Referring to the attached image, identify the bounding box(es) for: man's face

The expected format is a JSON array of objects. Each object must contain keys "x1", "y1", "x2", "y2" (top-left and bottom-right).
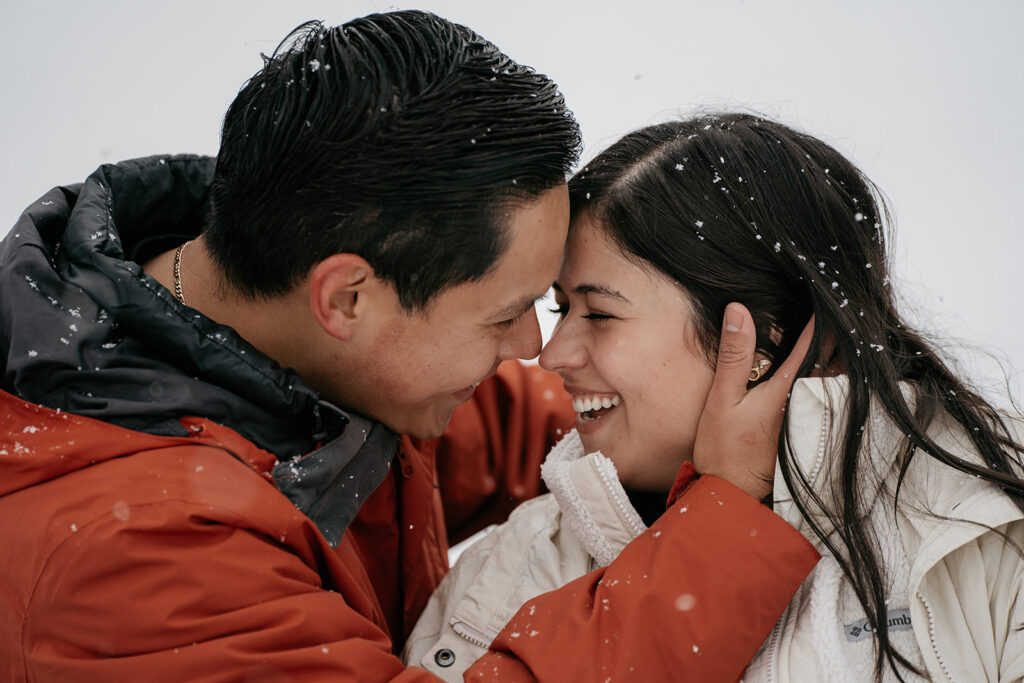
[{"x1": 331, "y1": 184, "x2": 569, "y2": 438}]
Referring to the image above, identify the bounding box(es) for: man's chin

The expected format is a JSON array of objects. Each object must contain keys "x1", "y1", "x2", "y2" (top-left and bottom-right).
[
  {"x1": 388, "y1": 408, "x2": 456, "y2": 440},
  {"x1": 400, "y1": 424, "x2": 448, "y2": 440}
]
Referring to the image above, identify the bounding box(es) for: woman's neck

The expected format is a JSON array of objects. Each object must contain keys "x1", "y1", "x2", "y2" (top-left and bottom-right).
[{"x1": 623, "y1": 487, "x2": 670, "y2": 528}]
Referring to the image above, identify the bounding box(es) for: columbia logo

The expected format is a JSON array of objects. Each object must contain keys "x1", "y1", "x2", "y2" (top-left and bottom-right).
[{"x1": 844, "y1": 609, "x2": 912, "y2": 642}]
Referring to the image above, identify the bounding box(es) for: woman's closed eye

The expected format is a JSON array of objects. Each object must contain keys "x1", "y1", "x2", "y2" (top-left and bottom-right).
[{"x1": 548, "y1": 303, "x2": 613, "y2": 322}]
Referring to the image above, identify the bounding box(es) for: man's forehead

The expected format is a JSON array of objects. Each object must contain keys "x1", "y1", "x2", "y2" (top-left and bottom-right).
[{"x1": 476, "y1": 184, "x2": 568, "y2": 318}]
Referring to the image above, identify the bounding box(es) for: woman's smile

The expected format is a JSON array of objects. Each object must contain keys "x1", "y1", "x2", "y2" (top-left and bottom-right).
[{"x1": 569, "y1": 392, "x2": 623, "y2": 434}]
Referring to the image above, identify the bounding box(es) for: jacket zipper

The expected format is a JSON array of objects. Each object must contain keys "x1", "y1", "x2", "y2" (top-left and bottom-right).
[
  {"x1": 916, "y1": 591, "x2": 955, "y2": 682},
  {"x1": 450, "y1": 618, "x2": 498, "y2": 649}
]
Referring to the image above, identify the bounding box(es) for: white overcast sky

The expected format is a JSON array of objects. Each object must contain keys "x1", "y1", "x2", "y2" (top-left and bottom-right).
[{"x1": 2, "y1": 0, "x2": 1021, "y2": 403}]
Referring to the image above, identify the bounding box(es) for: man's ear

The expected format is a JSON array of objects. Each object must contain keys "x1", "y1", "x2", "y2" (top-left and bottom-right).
[{"x1": 309, "y1": 254, "x2": 375, "y2": 341}]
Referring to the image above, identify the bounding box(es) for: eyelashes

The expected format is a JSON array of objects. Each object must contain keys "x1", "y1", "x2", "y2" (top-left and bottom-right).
[
  {"x1": 495, "y1": 313, "x2": 523, "y2": 328},
  {"x1": 548, "y1": 304, "x2": 612, "y2": 321}
]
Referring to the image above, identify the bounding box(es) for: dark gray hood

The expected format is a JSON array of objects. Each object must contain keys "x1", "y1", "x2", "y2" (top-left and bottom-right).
[{"x1": 1, "y1": 155, "x2": 396, "y2": 543}]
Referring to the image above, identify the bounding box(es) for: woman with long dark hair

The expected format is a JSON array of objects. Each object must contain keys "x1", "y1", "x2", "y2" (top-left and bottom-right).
[{"x1": 406, "y1": 114, "x2": 1024, "y2": 681}]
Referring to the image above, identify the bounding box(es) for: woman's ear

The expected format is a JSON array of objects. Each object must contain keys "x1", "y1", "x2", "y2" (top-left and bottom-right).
[{"x1": 309, "y1": 254, "x2": 374, "y2": 341}]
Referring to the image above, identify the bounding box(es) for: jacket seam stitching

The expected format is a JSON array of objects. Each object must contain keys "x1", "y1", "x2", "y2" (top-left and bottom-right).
[
  {"x1": 916, "y1": 591, "x2": 955, "y2": 682},
  {"x1": 590, "y1": 455, "x2": 646, "y2": 538}
]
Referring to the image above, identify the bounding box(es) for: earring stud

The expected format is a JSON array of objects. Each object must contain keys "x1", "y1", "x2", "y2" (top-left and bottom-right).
[{"x1": 749, "y1": 359, "x2": 772, "y2": 382}]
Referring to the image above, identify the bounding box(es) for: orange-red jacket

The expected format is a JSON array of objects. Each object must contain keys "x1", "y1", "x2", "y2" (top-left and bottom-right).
[{"x1": 0, "y1": 365, "x2": 818, "y2": 681}]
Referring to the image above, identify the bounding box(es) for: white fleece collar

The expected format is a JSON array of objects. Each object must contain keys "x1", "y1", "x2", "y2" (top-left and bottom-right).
[{"x1": 540, "y1": 430, "x2": 646, "y2": 567}]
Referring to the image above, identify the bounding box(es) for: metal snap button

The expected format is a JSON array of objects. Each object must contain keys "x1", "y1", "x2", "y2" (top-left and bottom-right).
[{"x1": 434, "y1": 648, "x2": 456, "y2": 667}]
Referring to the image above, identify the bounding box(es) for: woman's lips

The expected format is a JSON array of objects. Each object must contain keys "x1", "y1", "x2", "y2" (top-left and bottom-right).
[
  {"x1": 571, "y1": 394, "x2": 621, "y2": 413},
  {"x1": 572, "y1": 393, "x2": 622, "y2": 435}
]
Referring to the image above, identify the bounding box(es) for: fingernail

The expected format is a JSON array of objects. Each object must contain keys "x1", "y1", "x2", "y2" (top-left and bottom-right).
[{"x1": 724, "y1": 306, "x2": 742, "y2": 333}]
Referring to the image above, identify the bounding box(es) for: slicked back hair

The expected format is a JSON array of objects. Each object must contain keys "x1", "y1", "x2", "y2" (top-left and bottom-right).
[
  {"x1": 571, "y1": 113, "x2": 1024, "y2": 682},
  {"x1": 206, "y1": 11, "x2": 580, "y2": 309}
]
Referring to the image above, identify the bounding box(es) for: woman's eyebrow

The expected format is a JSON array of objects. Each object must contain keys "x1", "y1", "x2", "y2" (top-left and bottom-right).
[{"x1": 552, "y1": 281, "x2": 629, "y2": 303}]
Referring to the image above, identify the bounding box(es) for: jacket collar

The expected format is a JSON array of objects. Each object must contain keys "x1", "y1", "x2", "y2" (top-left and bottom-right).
[
  {"x1": 272, "y1": 402, "x2": 397, "y2": 546},
  {"x1": 540, "y1": 430, "x2": 646, "y2": 567}
]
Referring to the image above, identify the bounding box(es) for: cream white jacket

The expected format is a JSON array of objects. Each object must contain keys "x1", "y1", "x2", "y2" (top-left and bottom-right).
[
  {"x1": 405, "y1": 377, "x2": 1024, "y2": 682},
  {"x1": 402, "y1": 426, "x2": 644, "y2": 679},
  {"x1": 746, "y1": 377, "x2": 1024, "y2": 682}
]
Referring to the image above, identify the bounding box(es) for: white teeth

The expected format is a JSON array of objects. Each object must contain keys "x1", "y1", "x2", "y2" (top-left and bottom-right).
[{"x1": 571, "y1": 394, "x2": 623, "y2": 414}]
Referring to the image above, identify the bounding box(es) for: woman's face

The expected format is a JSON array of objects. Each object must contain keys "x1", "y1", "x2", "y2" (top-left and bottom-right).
[{"x1": 539, "y1": 215, "x2": 716, "y2": 492}]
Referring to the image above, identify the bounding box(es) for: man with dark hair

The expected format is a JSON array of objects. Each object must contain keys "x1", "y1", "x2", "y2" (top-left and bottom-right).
[{"x1": 0, "y1": 11, "x2": 817, "y2": 680}]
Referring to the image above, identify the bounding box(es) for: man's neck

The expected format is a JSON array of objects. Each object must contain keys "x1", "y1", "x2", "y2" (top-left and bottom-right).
[{"x1": 141, "y1": 236, "x2": 314, "y2": 374}]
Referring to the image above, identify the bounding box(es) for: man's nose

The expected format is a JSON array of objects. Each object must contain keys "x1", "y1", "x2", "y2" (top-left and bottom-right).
[{"x1": 499, "y1": 307, "x2": 543, "y2": 361}]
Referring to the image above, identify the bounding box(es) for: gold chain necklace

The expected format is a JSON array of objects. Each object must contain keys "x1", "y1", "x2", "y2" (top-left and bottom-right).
[{"x1": 172, "y1": 240, "x2": 192, "y2": 304}]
